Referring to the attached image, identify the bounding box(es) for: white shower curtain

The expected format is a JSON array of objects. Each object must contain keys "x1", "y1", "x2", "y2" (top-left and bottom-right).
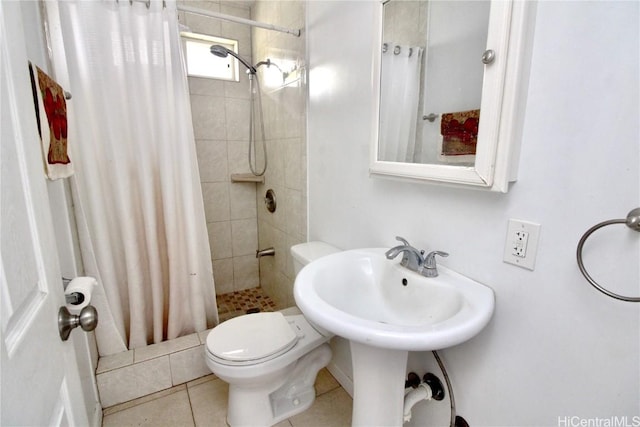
[
  {"x1": 48, "y1": 0, "x2": 218, "y2": 355},
  {"x1": 379, "y1": 44, "x2": 423, "y2": 163}
]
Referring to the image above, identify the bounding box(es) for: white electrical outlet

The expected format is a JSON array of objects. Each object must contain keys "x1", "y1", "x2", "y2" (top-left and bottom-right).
[
  {"x1": 503, "y1": 219, "x2": 540, "y2": 270},
  {"x1": 512, "y1": 230, "x2": 529, "y2": 257}
]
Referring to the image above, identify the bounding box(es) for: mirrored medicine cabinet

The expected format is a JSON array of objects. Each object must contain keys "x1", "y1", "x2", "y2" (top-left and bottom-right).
[{"x1": 370, "y1": 0, "x2": 537, "y2": 192}]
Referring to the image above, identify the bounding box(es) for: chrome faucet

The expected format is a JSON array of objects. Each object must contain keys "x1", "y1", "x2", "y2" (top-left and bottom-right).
[
  {"x1": 385, "y1": 236, "x2": 449, "y2": 278},
  {"x1": 385, "y1": 237, "x2": 425, "y2": 272}
]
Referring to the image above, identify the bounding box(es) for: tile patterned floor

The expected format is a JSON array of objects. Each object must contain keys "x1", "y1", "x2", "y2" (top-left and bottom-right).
[
  {"x1": 102, "y1": 368, "x2": 353, "y2": 427},
  {"x1": 216, "y1": 287, "x2": 278, "y2": 322}
]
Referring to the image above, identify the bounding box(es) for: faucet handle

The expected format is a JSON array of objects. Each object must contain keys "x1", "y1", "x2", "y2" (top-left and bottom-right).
[
  {"x1": 423, "y1": 251, "x2": 449, "y2": 278},
  {"x1": 425, "y1": 251, "x2": 449, "y2": 266},
  {"x1": 394, "y1": 236, "x2": 411, "y2": 246}
]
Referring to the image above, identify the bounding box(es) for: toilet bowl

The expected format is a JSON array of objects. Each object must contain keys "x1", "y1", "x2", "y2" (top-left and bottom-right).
[{"x1": 204, "y1": 241, "x2": 340, "y2": 427}]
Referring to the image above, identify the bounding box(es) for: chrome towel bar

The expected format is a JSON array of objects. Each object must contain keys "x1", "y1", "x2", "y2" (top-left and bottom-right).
[{"x1": 576, "y1": 208, "x2": 640, "y2": 302}]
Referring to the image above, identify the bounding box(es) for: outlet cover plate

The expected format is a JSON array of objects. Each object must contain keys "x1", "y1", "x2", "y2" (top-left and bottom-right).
[{"x1": 503, "y1": 219, "x2": 541, "y2": 270}]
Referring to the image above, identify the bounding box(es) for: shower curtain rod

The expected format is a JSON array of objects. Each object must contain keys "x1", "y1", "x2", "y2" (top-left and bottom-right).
[{"x1": 176, "y1": 4, "x2": 301, "y2": 37}]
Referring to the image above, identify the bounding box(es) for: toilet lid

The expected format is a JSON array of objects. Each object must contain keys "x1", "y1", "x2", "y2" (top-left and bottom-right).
[{"x1": 207, "y1": 312, "x2": 298, "y2": 362}]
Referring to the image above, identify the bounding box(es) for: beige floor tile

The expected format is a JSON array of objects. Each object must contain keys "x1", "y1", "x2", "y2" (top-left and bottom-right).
[
  {"x1": 102, "y1": 366, "x2": 351, "y2": 427},
  {"x1": 188, "y1": 376, "x2": 230, "y2": 427},
  {"x1": 315, "y1": 368, "x2": 340, "y2": 396},
  {"x1": 187, "y1": 374, "x2": 217, "y2": 388},
  {"x1": 288, "y1": 388, "x2": 353, "y2": 427},
  {"x1": 102, "y1": 389, "x2": 194, "y2": 427},
  {"x1": 103, "y1": 385, "x2": 186, "y2": 417}
]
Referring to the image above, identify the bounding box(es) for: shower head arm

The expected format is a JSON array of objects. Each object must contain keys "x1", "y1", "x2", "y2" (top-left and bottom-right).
[{"x1": 227, "y1": 50, "x2": 257, "y2": 74}]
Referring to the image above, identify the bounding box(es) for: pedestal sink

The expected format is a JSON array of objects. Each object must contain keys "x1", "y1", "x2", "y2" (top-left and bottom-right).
[{"x1": 294, "y1": 248, "x2": 495, "y2": 426}]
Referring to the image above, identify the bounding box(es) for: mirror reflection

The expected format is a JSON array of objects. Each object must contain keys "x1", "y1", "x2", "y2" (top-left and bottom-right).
[{"x1": 378, "y1": 0, "x2": 490, "y2": 166}]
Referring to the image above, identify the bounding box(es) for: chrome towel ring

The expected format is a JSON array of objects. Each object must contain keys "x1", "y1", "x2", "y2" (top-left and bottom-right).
[{"x1": 576, "y1": 208, "x2": 640, "y2": 302}]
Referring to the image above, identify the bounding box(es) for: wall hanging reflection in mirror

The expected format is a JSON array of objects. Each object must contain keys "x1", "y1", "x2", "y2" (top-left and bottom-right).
[{"x1": 371, "y1": 0, "x2": 537, "y2": 192}]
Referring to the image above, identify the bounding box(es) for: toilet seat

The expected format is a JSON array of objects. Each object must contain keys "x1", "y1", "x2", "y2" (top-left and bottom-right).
[{"x1": 207, "y1": 312, "x2": 299, "y2": 365}]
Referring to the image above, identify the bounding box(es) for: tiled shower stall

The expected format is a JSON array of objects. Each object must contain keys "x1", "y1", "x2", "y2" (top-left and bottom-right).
[{"x1": 180, "y1": 0, "x2": 307, "y2": 308}]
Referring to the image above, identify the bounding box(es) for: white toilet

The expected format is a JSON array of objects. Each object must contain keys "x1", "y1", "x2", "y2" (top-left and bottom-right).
[{"x1": 204, "y1": 241, "x2": 340, "y2": 427}]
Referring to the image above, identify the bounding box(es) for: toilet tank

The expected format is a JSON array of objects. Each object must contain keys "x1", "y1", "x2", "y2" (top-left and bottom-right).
[{"x1": 291, "y1": 242, "x2": 341, "y2": 275}]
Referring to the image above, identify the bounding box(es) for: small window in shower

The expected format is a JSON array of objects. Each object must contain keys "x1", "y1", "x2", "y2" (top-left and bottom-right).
[{"x1": 180, "y1": 32, "x2": 240, "y2": 82}]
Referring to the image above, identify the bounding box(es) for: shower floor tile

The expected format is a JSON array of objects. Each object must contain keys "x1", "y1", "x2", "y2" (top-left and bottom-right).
[{"x1": 216, "y1": 287, "x2": 278, "y2": 322}]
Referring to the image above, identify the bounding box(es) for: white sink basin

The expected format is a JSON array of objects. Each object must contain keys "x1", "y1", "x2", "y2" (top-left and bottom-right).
[
  {"x1": 294, "y1": 247, "x2": 495, "y2": 426},
  {"x1": 294, "y1": 248, "x2": 495, "y2": 351}
]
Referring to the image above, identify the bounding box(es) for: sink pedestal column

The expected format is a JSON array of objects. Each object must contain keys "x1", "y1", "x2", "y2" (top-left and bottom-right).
[{"x1": 350, "y1": 341, "x2": 408, "y2": 426}]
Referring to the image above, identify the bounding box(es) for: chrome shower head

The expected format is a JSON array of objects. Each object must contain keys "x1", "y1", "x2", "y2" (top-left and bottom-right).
[
  {"x1": 210, "y1": 45, "x2": 256, "y2": 74},
  {"x1": 209, "y1": 45, "x2": 229, "y2": 58}
]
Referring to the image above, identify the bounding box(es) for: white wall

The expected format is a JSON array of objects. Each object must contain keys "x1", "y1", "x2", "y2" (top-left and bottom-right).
[{"x1": 307, "y1": 1, "x2": 639, "y2": 426}]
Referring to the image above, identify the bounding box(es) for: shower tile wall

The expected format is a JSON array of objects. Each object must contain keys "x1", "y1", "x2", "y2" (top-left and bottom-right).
[
  {"x1": 179, "y1": 0, "x2": 259, "y2": 294},
  {"x1": 252, "y1": 0, "x2": 307, "y2": 308}
]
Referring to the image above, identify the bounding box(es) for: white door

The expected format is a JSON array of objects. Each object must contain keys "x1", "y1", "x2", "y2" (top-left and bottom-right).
[{"x1": 1, "y1": 1, "x2": 89, "y2": 425}]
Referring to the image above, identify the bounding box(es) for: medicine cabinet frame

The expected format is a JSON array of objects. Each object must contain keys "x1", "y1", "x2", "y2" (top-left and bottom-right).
[{"x1": 369, "y1": 0, "x2": 537, "y2": 192}]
